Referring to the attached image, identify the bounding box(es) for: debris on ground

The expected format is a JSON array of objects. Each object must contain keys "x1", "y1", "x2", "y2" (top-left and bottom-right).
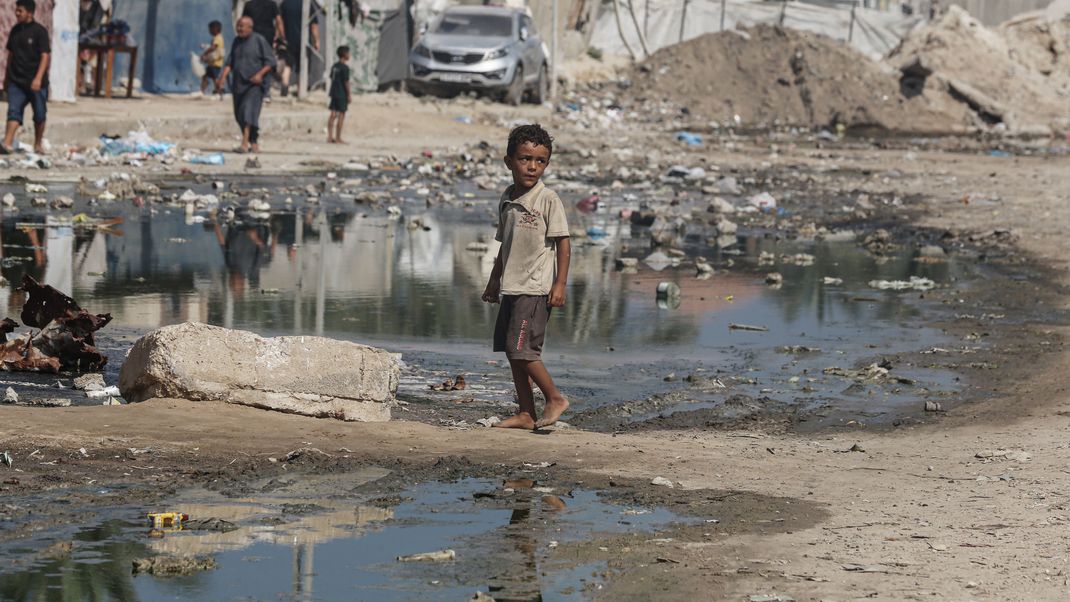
[
  {"x1": 869, "y1": 276, "x2": 936, "y2": 291},
  {"x1": 0, "y1": 276, "x2": 111, "y2": 373},
  {"x1": 131, "y1": 555, "x2": 218, "y2": 576},
  {"x1": 397, "y1": 549, "x2": 456, "y2": 562},
  {"x1": 651, "y1": 476, "x2": 675, "y2": 488}
]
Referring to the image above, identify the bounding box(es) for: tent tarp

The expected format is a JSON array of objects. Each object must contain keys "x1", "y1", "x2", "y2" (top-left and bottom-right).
[
  {"x1": 112, "y1": 0, "x2": 234, "y2": 93},
  {"x1": 590, "y1": 0, "x2": 924, "y2": 61},
  {"x1": 376, "y1": 8, "x2": 410, "y2": 87}
]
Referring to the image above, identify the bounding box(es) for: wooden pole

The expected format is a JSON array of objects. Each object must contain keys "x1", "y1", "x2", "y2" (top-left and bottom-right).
[
  {"x1": 679, "y1": 0, "x2": 688, "y2": 44},
  {"x1": 298, "y1": 0, "x2": 311, "y2": 99},
  {"x1": 848, "y1": 0, "x2": 857, "y2": 42},
  {"x1": 551, "y1": 0, "x2": 558, "y2": 99},
  {"x1": 612, "y1": 0, "x2": 638, "y2": 62}
]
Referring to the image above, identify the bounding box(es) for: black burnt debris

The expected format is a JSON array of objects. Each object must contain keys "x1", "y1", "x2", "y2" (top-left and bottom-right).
[{"x1": 0, "y1": 276, "x2": 112, "y2": 374}]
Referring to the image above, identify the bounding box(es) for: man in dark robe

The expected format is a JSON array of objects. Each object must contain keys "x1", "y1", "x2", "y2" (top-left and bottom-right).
[{"x1": 217, "y1": 16, "x2": 275, "y2": 153}]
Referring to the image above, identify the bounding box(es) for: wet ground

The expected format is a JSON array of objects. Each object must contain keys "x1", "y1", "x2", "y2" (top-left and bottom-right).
[
  {"x1": 0, "y1": 165, "x2": 1016, "y2": 433},
  {"x1": 0, "y1": 459, "x2": 821, "y2": 601}
]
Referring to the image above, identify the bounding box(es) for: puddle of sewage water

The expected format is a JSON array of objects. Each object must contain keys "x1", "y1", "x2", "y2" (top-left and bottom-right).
[
  {"x1": 0, "y1": 474, "x2": 696, "y2": 601},
  {"x1": 0, "y1": 176, "x2": 971, "y2": 426}
]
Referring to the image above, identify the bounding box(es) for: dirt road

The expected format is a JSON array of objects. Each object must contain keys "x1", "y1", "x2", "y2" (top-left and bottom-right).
[{"x1": 1, "y1": 93, "x2": 1069, "y2": 600}]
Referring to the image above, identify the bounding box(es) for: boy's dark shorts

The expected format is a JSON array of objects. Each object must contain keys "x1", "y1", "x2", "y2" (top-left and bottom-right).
[
  {"x1": 6, "y1": 83, "x2": 47, "y2": 126},
  {"x1": 329, "y1": 95, "x2": 348, "y2": 113},
  {"x1": 205, "y1": 65, "x2": 222, "y2": 81},
  {"x1": 494, "y1": 295, "x2": 551, "y2": 361}
]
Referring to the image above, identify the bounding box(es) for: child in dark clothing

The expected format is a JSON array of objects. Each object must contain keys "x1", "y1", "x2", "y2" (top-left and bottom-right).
[{"x1": 327, "y1": 45, "x2": 351, "y2": 144}]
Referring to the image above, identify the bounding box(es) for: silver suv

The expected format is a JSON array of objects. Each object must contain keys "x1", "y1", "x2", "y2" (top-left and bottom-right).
[{"x1": 408, "y1": 6, "x2": 549, "y2": 105}]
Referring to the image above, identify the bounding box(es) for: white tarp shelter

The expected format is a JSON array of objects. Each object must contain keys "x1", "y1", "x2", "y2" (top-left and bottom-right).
[{"x1": 591, "y1": 0, "x2": 925, "y2": 60}]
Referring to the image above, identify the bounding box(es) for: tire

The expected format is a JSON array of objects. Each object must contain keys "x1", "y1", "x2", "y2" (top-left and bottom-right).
[
  {"x1": 530, "y1": 64, "x2": 548, "y2": 105},
  {"x1": 503, "y1": 65, "x2": 524, "y2": 106}
]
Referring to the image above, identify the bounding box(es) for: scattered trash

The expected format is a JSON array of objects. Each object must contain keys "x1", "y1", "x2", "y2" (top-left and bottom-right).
[
  {"x1": 748, "y1": 192, "x2": 777, "y2": 211},
  {"x1": 244, "y1": 157, "x2": 262, "y2": 169},
  {"x1": 186, "y1": 152, "x2": 225, "y2": 165},
  {"x1": 148, "y1": 512, "x2": 189, "y2": 530},
  {"x1": 765, "y1": 272, "x2": 783, "y2": 285},
  {"x1": 397, "y1": 549, "x2": 456, "y2": 562},
  {"x1": 0, "y1": 276, "x2": 112, "y2": 373},
  {"x1": 749, "y1": 595, "x2": 795, "y2": 602},
  {"x1": 132, "y1": 555, "x2": 217, "y2": 576},
  {"x1": 975, "y1": 449, "x2": 1030, "y2": 462},
  {"x1": 924, "y1": 400, "x2": 942, "y2": 412},
  {"x1": 674, "y1": 131, "x2": 703, "y2": 146},
  {"x1": 2, "y1": 388, "x2": 16, "y2": 404},
  {"x1": 650, "y1": 476, "x2": 674, "y2": 488},
  {"x1": 869, "y1": 276, "x2": 936, "y2": 291},
  {"x1": 1, "y1": 451, "x2": 12, "y2": 467},
  {"x1": 729, "y1": 323, "x2": 769, "y2": 332},
  {"x1": 822, "y1": 277, "x2": 843, "y2": 285},
  {"x1": 476, "y1": 416, "x2": 501, "y2": 428}
]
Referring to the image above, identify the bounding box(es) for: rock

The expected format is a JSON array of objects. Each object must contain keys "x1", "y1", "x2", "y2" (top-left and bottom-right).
[
  {"x1": 2, "y1": 388, "x2": 15, "y2": 404},
  {"x1": 73, "y1": 373, "x2": 106, "y2": 391},
  {"x1": 50, "y1": 196, "x2": 74, "y2": 210},
  {"x1": 651, "y1": 476, "x2": 675, "y2": 488},
  {"x1": 765, "y1": 272, "x2": 784, "y2": 285},
  {"x1": 924, "y1": 400, "x2": 942, "y2": 412},
  {"x1": 1, "y1": 193, "x2": 14, "y2": 208},
  {"x1": 118, "y1": 322, "x2": 400, "y2": 421}
]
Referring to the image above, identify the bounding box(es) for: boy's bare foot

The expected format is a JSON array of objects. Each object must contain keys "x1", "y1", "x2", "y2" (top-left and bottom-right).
[
  {"x1": 535, "y1": 397, "x2": 569, "y2": 428},
  {"x1": 250, "y1": 144, "x2": 260, "y2": 153},
  {"x1": 33, "y1": 146, "x2": 45, "y2": 154},
  {"x1": 336, "y1": 138, "x2": 348, "y2": 145},
  {"x1": 494, "y1": 413, "x2": 536, "y2": 430},
  {"x1": 327, "y1": 136, "x2": 335, "y2": 143}
]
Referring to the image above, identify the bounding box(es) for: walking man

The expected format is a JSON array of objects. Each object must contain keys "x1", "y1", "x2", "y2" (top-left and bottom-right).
[
  {"x1": 217, "y1": 16, "x2": 275, "y2": 154},
  {"x1": 2, "y1": 0, "x2": 50, "y2": 155}
]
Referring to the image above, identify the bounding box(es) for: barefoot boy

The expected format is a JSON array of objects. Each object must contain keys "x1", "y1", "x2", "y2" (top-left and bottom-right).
[
  {"x1": 482, "y1": 124, "x2": 571, "y2": 430},
  {"x1": 327, "y1": 46, "x2": 351, "y2": 144}
]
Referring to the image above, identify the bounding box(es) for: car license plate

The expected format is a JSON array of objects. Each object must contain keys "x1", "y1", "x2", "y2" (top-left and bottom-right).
[{"x1": 439, "y1": 73, "x2": 469, "y2": 83}]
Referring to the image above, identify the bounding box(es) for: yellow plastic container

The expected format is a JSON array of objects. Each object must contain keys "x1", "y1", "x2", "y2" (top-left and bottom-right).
[{"x1": 147, "y1": 512, "x2": 188, "y2": 531}]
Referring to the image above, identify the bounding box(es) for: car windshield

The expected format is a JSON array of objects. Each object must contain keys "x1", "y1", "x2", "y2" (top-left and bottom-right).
[{"x1": 433, "y1": 14, "x2": 512, "y2": 37}]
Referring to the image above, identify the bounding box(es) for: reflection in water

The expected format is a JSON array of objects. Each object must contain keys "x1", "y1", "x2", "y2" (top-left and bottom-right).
[
  {"x1": 0, "y1": 187, "x2": 968, "y2": 416},
  {"x1": 0, "y1": 478, "x2": 687, "y2": 601}
]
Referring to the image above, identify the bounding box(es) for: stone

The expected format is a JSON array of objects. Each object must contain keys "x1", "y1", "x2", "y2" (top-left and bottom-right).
[
  {"x1": 73, "y1": 373, "x2": 106, "y2": 391},
  {"x1": 2, "y1": 387, "x2": 15, "y2": 403},
  {"x1": 651, "y1": 476, "x2": 675, "y2": 488},
  {"x1": 118, "y1": 322, "x2": 400, "y2": 421}
]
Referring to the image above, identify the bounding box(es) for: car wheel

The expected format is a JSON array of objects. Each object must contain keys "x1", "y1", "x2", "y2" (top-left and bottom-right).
[
  {"x1": 531, "y1": 64, "x2": 548, "y2": 104},
  {"x1": 503, "y1": 66, "x2": 523, "y2": 106}
]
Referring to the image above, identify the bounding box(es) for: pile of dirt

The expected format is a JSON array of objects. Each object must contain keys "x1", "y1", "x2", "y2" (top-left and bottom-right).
[
  {"x1": 889, "y1": 5, "x2": 1070, "y2": 132},
  {"x1": 627, "y1": 24, "x2": 970, "y2": 132}
]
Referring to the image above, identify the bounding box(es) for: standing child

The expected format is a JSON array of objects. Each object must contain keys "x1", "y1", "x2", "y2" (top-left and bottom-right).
[
  {"x1": 482, "y1": 124, "x2": 571, "y2": 430},
  {"x1": 200, "y1": 20, "x2": 225, "y2": 96},
  {"x1": 327, "y1": 45, "x2": 351, "y2": 144}
]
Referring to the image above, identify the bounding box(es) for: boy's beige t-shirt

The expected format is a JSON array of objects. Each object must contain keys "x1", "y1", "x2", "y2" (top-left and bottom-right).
[
  {"x1": 210, "y1": 34, "x2": 225, "y2": 67},
  {"x1": 495, "y1": 181, "x2": 569, "y2": 296}
]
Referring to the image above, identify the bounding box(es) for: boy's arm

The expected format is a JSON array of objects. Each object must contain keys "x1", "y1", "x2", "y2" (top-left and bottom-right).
[
  {"x1": 481, "y1": 249, "x2": 503, "y2": 304},
  {"x1": 549, "y1": 237, "x2": 570, "y2": 307},
  {"x1": 31, "y1": 53, "x2": 49, "y2": 92}
]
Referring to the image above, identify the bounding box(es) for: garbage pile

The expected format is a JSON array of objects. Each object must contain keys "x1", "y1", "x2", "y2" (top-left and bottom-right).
[
  {"x1": 889, "y1": 5, "x2": 1070, "y2": 133},
  {"x1": 0, "y1": 276, "x2": 112, "y2": 374},
  {"x1": 625, "y1": 24, "x2": 969, "y2": 132}
]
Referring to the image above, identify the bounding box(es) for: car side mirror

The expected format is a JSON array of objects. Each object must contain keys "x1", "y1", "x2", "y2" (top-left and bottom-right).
[{"x1": 519, "y1": 27, "x2": 528, "y2": 41}]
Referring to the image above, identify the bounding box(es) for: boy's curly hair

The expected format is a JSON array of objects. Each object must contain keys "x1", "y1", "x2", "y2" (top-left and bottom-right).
[{"x1": 506, "y1": 123, "x2": 553, "y2": 158}]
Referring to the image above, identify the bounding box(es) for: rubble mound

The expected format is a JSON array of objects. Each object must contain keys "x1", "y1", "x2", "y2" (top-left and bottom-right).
[
  {"x1": 889, "y1": 6, "x2": 1070, "y2": 132},
  {"x1": 629, "y1": 24, "x2": 967, "y2": 132}
]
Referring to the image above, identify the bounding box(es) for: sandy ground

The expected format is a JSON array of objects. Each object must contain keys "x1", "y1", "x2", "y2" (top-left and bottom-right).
[
  {"x1": 29, "y1": 92, "x2": 531, "y2": 179},
  {"x1": 2, "y1": 94, "x2": 1070, "y2": 600}
]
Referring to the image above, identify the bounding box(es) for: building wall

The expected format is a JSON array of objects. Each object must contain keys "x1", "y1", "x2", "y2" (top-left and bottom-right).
[{"x1": 945, "y1": 0, "x2": 1051, "y2": 25}]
